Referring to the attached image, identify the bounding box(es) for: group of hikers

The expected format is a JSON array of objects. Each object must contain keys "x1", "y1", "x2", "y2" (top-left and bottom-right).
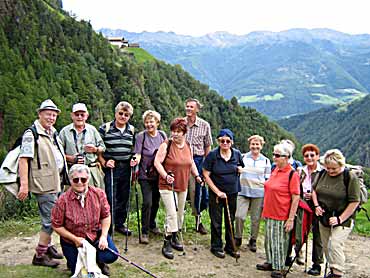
[{"x1": 11, "y1": 97, "x2": 362, "y2": 278}]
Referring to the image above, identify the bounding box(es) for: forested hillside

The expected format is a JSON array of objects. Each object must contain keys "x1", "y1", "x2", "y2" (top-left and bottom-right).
[
  {"x1": 279, "y1": 95, "x2": 370, "y2": 167},
  {"x1": 0, "y1": 0, "x2": 296, "y2": 162}
]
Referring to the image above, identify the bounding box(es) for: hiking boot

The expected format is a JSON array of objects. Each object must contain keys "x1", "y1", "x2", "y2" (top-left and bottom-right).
[
  {"x1": 149, "y1": 227, "x2": 161, "y2": 235},
  {"x1": 235, "y1": 237, "x2": 242, "y2": 247},
  {"x1": 197, "y1": 223, "x2": 208, "y2": 235},
  {"x1": 285, "y1": 256, "x2": 293, "y2": 266},
  {"x1": 225, "y1": 248, "x2": 240, "y2": 259},
  {"x1": 115, "y1": 226, "x2": 132, "y2": 236},
  {"x1": 98, "y1": 262, "x2": 110, "y2": 276},
  {"x1": 140, "y1": 234, "x2": 149, "y2": 244},
  {"x1": 271, "y1": 270, "x2": 287, "y2": 278},
  {"x1": 32, "y1": 254, "x2": 60, "y2": 268},
  {"x1": 170, "y1": 233, "x2": 184, "y2": 251},
  {"x1": 248, "y1": 238, "x2": 257, "y2": 252},
  {"x1": 307, "y1": 264, "x2": 321, "y2": 276},
  {"x1": 296, "y1": 256, "x2": 305, "y2": 265},
  {"x1": 256, "y1": 262, "x2": 273, "y2": 271},
  {"x1": 46, "y1": 245, "x2": 64, "y2": 259},
  {"x1": 326, "y1": 272, "x2": 342, "y2": 278},
  {"x1": 162, "y1": 239, "x2": 174, "y2": 259},
  {"x1": 211, "y1": 249, "x2": 225, "y2": 259}
]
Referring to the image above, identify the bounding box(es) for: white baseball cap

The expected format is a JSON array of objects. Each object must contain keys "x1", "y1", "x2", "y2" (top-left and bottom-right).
[{"x1": 72, "y1": 103, "x2": 88, "y2": 113}]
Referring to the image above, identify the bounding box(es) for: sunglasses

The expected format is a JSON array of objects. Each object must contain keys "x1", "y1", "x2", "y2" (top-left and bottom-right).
[
  {"x1": 219, "y1": 139, "x2": 231, "y2": 144},
  {"x1": 74, "y1": 112, "x2": 86, "y2": 117},
  {"x1": 273, "y1": 153, "x2": 287, "y2": 158},
  {"x1": 72, "y1": 177, "x2": 88, "y2": 184},
  {"x1": 304, "y1": 153, "x2": 316, "y2": 158},
  {"x1": 118, "y1": 112, "x2": 130, "y2": 117}
]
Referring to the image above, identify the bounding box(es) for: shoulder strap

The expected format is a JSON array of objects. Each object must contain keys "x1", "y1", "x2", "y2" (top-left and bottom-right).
[
  {"x1": 343, "y1": 167, "x2": 350, "y2": 197},
  {"x1": 163, "y1": 139, "x2": 172, "y2": 164},
  {"x1": 141, "y1": 131, "x2": 146, "y2": 156},
  {"x1": 288, "y1": 169, "x2": 294, "y2": 183},
  {"x1": 29, "y1": 125, "x2": 41, "y2": 170},
  {"x1": 158, "y1": 130, "x2": 166, "y2": 140}
]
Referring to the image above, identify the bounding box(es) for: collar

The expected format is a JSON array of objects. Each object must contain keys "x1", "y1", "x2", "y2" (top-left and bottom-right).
[
  {"x1": 34, "y1": 120, "x2": 56, "y2": 137},
  {"x1": 276, "y1": 163, "x2": 293, "y2": 173},
  {"x1": 69, "y1": 124, "x2": 87, "y2": 133},
  {"x1": 245, "y1": 151, "x2": 265, "y2": 161},
  {"x1": 185, "y1": 116, "x2": 200, "y2": 127},
  {"x1": 302, "y1": 162, "x2": 322, "y2": 174},
  {"x1": 216, "y1": 146, "x2": 235, "y2": 160},
  {"x1": 70, "y1": 186, "x2": 89, "y2": 200}
]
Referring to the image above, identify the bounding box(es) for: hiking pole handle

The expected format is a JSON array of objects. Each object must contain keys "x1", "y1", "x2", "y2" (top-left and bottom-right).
[{"x1": 107, "y1": 247, "x2": 158, "y2": 278}]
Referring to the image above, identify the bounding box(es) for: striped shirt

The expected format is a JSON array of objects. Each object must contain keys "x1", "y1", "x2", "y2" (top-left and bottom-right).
[
  {"x1": 185, "y1": 116, "x2": 212, "y2": 156},
  {"x1": 51, "y1": 186, "x2": 110, "y2": 244},
  {"x1": 99, "y1": 120, "x2": 134, "y2": 161},
  {"x1": 239, "y1": 152, "x2": 271, "y2": 198}
]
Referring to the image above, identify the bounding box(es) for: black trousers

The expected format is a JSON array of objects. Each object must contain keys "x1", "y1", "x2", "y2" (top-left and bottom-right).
[
  {"x1": 139, "y1": 178, "x2": 160, "y2": 234},
  {"x1": 209, "y1": 190, "x2": 237, "y2": 252},
  {"x1": 309, "y1": 201, "x2": 324, "y2": 265},
  {"x1": 104, "y1": 161, "x2": 131, "y2": 228}
]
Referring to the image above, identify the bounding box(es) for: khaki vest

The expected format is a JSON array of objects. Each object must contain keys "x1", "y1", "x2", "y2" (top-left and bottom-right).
[{"x1": 29, "y1": 125, "x2": 65, "y2": 194}]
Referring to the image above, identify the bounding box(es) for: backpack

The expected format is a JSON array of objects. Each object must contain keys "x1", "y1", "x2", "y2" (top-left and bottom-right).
[
  {"x1": 317, "y1": 165, "x2": 369, "y2": 221},
  {"x1": 0, "y1": 125, "x2": 40, "y2": 196}
]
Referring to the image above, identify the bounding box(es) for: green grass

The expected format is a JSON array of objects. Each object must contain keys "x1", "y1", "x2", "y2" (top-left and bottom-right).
[
  {"x1": 353, "y1": 190, "x2": 370, "y2": 235},
  {"x1": 123, "y1": 48, "x2": 156, "y2": 63}
]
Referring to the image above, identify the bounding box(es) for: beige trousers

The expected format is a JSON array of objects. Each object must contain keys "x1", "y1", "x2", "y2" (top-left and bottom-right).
[
  {"x1": 235, "y1": 195, "x2": 263, "y2": 239},
  {"x1": 319, "y1": 221, "x2": 353, "y2": 273},
  {"x1": 160, "y1": 189, "x2": 187, "y2": 236}
]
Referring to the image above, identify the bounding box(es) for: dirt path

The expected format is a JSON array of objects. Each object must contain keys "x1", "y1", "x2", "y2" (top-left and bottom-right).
[{"x1": 1, "y1": 233, "x2": 369, "y2": 277}]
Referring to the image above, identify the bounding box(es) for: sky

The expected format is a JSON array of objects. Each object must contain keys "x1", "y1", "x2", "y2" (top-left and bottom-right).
[{"x1": 62, "y1": 0, "x2": 370, "y2": 36}]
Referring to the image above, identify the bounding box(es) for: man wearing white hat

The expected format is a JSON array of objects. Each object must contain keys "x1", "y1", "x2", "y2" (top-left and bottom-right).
[
  {"x1": 59, "y1": 103, "x2": 105, "y2": 189},
  {"x1": 18, "y1": 99, "x2": 67, "y2": 268}
]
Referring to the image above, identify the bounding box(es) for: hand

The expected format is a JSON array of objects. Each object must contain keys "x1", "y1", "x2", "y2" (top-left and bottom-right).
[
  {"x1": 237, "y1": 166, "x2": 243, "y2": 173},
  {"x1": 284, "y1": 219, "x2": 294, "y2": 232},
  {"x1": 195, "y1": 176, "x2": 204, "y2": 185},
  {"x1": 315, "y1": 205, "x2": 324, "y2": 216},
  {"x1": 166, "y1": 174, "x2": 175, "y2": 184},
  {"x1": 105, "y1": 159, "x2": 115, "y2": 168},
  {"x1": 303, "y1": 192, "x2": 312, "y2": 200},
  {"x1": 17, "y1": 184, "x2": 29, "y2": 201},
  {"x1": 74, "y1": 236, "x2": 84, "y2": 247},
  {"x1": 98, "y1": 235, "x2": 108, "y2": 250},
  {"x1": 329, "y1": 216, "x2": 341, "y2": 226},
  {"x1": 84, "y1": 144, "x2": 97, "y2": 154},
  {"x1": 130, "y1": 158, "x2": 138, "y2": 167},
  {"x1": 217, "y1": 191, "x2": 227, "y2": 199},
  {"x1": 75, "y1": 154, "x2": 85, "y2": 164}
]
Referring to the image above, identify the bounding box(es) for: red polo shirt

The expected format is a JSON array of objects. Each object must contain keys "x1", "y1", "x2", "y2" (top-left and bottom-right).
[
  {"x1": 262, "y1": 164, "x2": 300, "y2": 220},
  {"x1": 52, "y1": 186, "x2": 110, "y2": 244}
]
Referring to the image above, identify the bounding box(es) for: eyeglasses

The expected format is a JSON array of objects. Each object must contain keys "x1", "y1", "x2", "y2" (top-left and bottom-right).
[
  {"x1": 74, "y1": 113, "x2": 86, "y2": 117},
  {"x1": 304, "y1": 153, "x2": 316, "y2": 158},
  {"x1": 273, "y1": 153, "x2": 287, "y2": 158},
  {"x1": 118, "y1": 112, "x2": 130, "y2": 117},
  {"x1": 219, "y1": 139, "x2": 231, "y2": 144},
  {"x1": 72, "y1": 177, "x2": 88, "y2": 184}
]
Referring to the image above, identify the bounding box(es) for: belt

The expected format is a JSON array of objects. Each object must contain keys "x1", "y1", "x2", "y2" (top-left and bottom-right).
[{"x1": 88, "y1": 162, "x2": 99, "y2": 167}]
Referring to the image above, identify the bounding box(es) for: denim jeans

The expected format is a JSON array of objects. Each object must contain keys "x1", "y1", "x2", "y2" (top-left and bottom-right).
[
  {"x1": 60, "y1": 235, "x2": 118, "y2": 274},
  {"x1": 193, "y1": 155, "x2": 209, "y2": 215}
]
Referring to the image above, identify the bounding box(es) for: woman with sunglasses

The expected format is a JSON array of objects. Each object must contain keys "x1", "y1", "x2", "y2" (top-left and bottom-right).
[
  {"x1": 52, "y1": 164, "x2": 118, "y2": 276},
  {"x1": 154, "y1": 118, "x2": 202, "y2": 259},
  {"x1": 203, "y1": 129, "x2": 244, "y2": 259},
  {"x1": 312, "y1": 149, "x2": 360, "y2": 278},
  {"x1": 256, "y1": 143, "x2": 300, "y2": 278},
  {"x1": 299, "y1": 144, "x2": 324, "y2": 276}
]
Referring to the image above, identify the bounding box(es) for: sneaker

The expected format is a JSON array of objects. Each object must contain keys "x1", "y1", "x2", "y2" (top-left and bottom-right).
[
  {"x1": 46, "y1": 245, "x2": 64, "y2": 259},
  {"x1": 32, "y1": 254, "x2": 60, "y2": 268},
  {"x1": 140, "y1": 234, "x2": 149, "y2": 244},
  {"x1": 162, "y1": 239, "x2": 174, "y2": 259},
  {"x1": 248, "y1": 238, "x2": 257, "y2": 252},
  {"x1": 210, "y1": 249, "x2": 225, "y2": 259},
  {"x1": 98, "y1": 262, "x2": 110, "y2": 276},
  {"x1": 307, "y1": 264, "x2": 321, "y2": 276},
  {"x1": 197, "y1": 223, "x2": 208, "y2": 235},
  {"x1": 115, "y1": 226, "x2": 132, "y2": 236}
]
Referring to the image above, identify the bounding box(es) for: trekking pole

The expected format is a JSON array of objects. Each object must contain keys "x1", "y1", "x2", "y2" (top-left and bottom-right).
[
  {"x1": 107, "y1": 247, "x2": 158, "y2": 278},
  {"x1": 168, "y1": 171, "x2": 178, "y2": 211},
  {"x1": 193, "y1": 214, "x2": 200, "y2": 252},
  {"x1": 304, "y1": 239, "x2": 308, "y2": 273},
  {"x1": 225, "y1": 196, "x2": 239, "y2": 263},
  {"x1": 133, "y1": 164, "x2": 141, "y2": 243},
  {"x1": 110, "y1": 168, "x2": 114, "y2": 240},
  {"x1": 124, "y1": 166, "x2": 134, "y2": 253},
  {"x1": 324, "y1": 213, "x2": 335, "y2": 278}
]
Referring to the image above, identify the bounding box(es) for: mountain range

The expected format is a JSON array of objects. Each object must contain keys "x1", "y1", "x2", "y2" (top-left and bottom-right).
[{"x1": 100, "y1": 28, "x2": 370, "y2": 119}]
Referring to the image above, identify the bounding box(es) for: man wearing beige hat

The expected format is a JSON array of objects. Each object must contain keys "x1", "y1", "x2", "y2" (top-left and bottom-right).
[
  {"x1": 59, "y1": 103, "x2": 105, "y2": 189},
  {"x1": 18, "y1": 99, "x2": 67, "y2": 268}
]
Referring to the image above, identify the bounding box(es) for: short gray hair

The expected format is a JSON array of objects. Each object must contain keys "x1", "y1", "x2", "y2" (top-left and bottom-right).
[
  {"x1": 142, "y1": 110, "x2": 161, "y2": 123},
  {"x1": 274, "y1": 143, "x2": 292, "y2": 158},
  {"x1": 323, "y1": 149, "x2": 346, "y2": 167},
  {"x1": 185, "y1": 98, "x2": 203, "y2": 109},
  {"x1": 115, "y1": 101, "x2": 133, "y2": 115},
  {"x1": 280, "y1": 139, "x2": 295, "y2": 153},
  {"x1": 68, "y1": 164, "x2": 91, "y2": 180}
]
